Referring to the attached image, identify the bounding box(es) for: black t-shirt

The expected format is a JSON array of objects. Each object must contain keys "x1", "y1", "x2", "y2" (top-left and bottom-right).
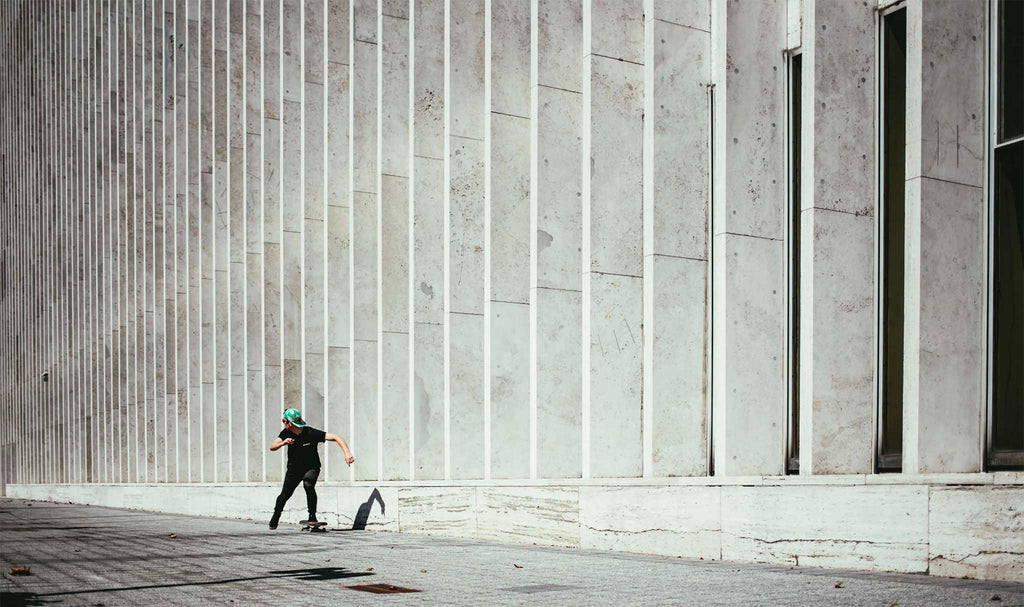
[{"x1": 279, "y1": 427, "x2": 327, "y2": 471}]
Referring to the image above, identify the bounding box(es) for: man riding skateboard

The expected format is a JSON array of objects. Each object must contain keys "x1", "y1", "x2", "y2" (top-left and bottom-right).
[{"x1": 267, "y1": 408, "x2": 355, "y2": 530}]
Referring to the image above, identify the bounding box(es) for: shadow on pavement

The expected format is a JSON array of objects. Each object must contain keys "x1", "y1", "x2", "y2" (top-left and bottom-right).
[
  {"x1": 0, "y1": 591, "x2": 57, "y2": 606},
  {"x1": 12, "y1": 567, "x2": 375, "y2": 598}
]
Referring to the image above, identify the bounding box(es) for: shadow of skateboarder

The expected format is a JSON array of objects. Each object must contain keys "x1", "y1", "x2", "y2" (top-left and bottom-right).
[{"x1": 352, "y1": 489, "x2": 385, "y2": 530}]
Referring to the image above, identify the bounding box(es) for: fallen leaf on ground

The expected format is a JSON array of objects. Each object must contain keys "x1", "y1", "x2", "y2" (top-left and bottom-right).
[
  {"x1": 991, "y1": 596, "x2": 1001, "y2": 602},
  {"x1": 888, "y1": 602, "x2": 899, "y2": 607},
  {"x1": 513, "y1": 564, "x2": 523, "y2": 569},
  {"x1": 365, "y1": 567, "x2": 373, "y2": 572},
  {"x1": 420, "y1": 569, "x2": 427, "y2": 573},
  {"x1": 9, "y1": 566, "x2": 31, "y2": 576},
  {"x1": 74, "y1": 548, "x2": 81, "y2": 552},
  {"x1": 834, "y1": 581, "x2": 844, "y2": 589},
  {"x1": 168, "y1": 534, "x2": 177, "y2": 539}
]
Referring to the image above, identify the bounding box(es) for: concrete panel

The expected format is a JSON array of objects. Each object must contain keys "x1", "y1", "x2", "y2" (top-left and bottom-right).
[
  {"x1": 303, "y1": 84, "x2": 325, "y2": 221},
  {"x1": 398, "y1": 486, "x2": 477, "y2": 537},
  {"x1": 304, "y1": 353, "x2": 325, "y2": 430},
  {"x1": 721, "y1": 485, "x2": 929, "y2": 572},
  {"x1": 584, "y1": 0, "x2": 643, "y2": 64},
  {"x1": 284, "y1": 358, "x2": 302, "y2": 414},
  {"x1": 450, "y1": 313, "x2": 484, "y2": 480},
  {"x1": 381, "y1": 333, "x2": 410, "y2": 481},
  {"x1": 413, "y1": 323, "x2": 445, "y2": 480},
  {"x1": 651, "y1": 0, "x2": 710, "y2": 32},
  {"x1": 246, "y1": 368, "x2": 264, "y2": 481},
  {"x1": 327, "y1": 0, "x2": 349, "y2": 65},
  {"x1": 281, "y1": 101, "x2": 302, "y2": 233},
  {"x1": 489, "y1": 301, "x2": 529, "y2": 480},
  {"x1": 304, "y1": 218, "x2": 326, "y2": 354},
  {"x1": 713, "y1": 234, "x2": 785, "y2": 477},
  {"x1": 580, "y1": 486, "x2": 720, "y2": 559},
  {"x1": 534, "y1": 86, "x2": 582, "y2": 291},
  {"x1": 353, "y1": 339, "x2": 378, "y2": 481},
  {"x1": 477, "y1": 486, "x2": 580, "y2": 547},
  {"x1": 929, "y1": 486, "x2": 1024, "y2": 582},
  {"x1": 907, "y1": 0, "x2": 985, "y2": 188},
  {"x1": 449, "y1": 137, "x2": 486, "y2": 315},
  {"x1": 448, "y1": 0, "x2": 484, "y2": 140},
  {"x1": 490, "y1": 0, "x2": 530, "y2": 118},
  {"x1": 586, "y1": 272, "x2": 643, "y2": 478},
  {"x1": 282, "y1": 230, "x2": 302, "y2": 361},
  {"x1": 262, "y1": 119, "x2": 281, "y2": 244},
  {"x1": 720, "y1": 0, "x2": 785, "y2": 239},
  {"x1": 413, "y1": 0, "x2": 445, "y2": 160},
  {"x1": 303, "y1": 0, "x2": 324, "y2": 85},
  {"x1": 800, "y1": 209, "x2": 875, "y2": 474},
  {"x1": 352, "y1": 0, "x2": 376, "y2": 44},
  {"x1": 281, "y1": 0, "x2": 300, "y2": 102},
  {"x1": 265, "y1": 366, "x2": 285, "y2": 481},
  {"x1": 380, "y1": 14, "x2": 409, "y2": 178},
  {"x1": 902, "y1": 178, "x2": 984, "y2": 474},
  {"x1": 644, "y1": 18, "x2": 710, "y2": 261},
  {"x1": 326, "y1": 205, "x2": 351, "y2": 349},
  {"x1": 381, "y1": 176, "x2": 409, "y2": 333},
  {"x1": 353, "y1": 191, "x2": 377, "y2": 341},
  {"x1": 489, "y1": 114, "x2": 530, "y2": 304},
  {"x1": 325, "y1": 346, "x2": 351, "y2": 481},
  {"x1": 536, "y1": 0, "x2": 582, "y2": 91},
  {"x1": 535, "y1": 287, "x2": 582, "y2": 479},
  {"x1": 352, "y1": 40, "x2": 377, "y2": 194},
  {"x1": 646, "y1": 255, "x2": 708, "y2": 477},
  {"x1": 326, "y1": 58, "x2": 350, "y2": 208},
  {"x1": 413, "y1": 157, "x2": 445, "y2": 324},
  {"x1": 585, "y1": 55, "x2": 643, "y2": 277}
]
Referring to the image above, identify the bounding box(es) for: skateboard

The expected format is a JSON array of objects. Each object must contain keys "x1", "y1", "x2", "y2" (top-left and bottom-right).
[{"x1": 300, "y1": 520, "x2": 327, "y2": 532}]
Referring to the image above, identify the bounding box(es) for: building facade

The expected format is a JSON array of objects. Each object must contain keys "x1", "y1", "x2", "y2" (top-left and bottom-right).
[{"x1": 1, "y1": 0, "x2": 1021, "y2": 582}]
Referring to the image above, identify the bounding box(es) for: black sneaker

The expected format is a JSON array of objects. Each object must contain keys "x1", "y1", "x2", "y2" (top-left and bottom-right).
[
  {"x1": 269, "y1": 511, "x2": 281, "y2": 530},
  {"x1": 306, "y1": 513, "x2": 318, "y2": 523}
]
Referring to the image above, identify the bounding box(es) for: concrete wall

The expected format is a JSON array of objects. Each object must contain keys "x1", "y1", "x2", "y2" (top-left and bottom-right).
[{"x1": 0, "y1": 0, "x2": 1020, "y2": 582}]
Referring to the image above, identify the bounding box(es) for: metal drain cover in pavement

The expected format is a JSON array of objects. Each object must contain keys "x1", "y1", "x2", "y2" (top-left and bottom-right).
[
  {"x1": 347, "y1": 584, "x2": 421, "y2": 594},
  {"x1": 501, "y1": 584, "x2": 577, "y2": 594}
]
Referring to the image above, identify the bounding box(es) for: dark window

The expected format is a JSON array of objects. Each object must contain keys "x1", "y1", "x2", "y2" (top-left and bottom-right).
[
  {"x1": 788, "y1": 53, "x2": 802, "y2": 475},
  {"x1": 990, "y1": 0, "x2": 1024, "y2": 469},
  {"x1": 879, "y1": 7, "x2": 906, "y2": 472}
]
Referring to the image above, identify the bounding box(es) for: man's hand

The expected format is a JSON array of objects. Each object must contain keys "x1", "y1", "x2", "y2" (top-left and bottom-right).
[
  {"x1": 345, "y1": 454, "x2": 355, "y2": 466},
  {"x1": 283, "y1": 438, "x2": 295, "y2": 445}
]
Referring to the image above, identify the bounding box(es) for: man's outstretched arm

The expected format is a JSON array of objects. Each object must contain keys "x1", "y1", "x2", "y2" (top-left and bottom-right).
[
  {"x1": 325, "y1": 433, "x2": 355, "y2": 465},
  {"x1": 269, "y1": 437, "x2": 293, "y2": 451}
]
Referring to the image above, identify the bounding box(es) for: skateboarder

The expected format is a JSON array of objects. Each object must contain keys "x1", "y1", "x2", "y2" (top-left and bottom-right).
[{"x1": 267, "y1": 408, "x2": 355, "y2": 530}]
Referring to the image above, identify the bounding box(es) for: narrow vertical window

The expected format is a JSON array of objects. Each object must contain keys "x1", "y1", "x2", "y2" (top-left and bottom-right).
[
  {"x1": 787, "y1": 53, "x2": 802, "y2": 475},
  {"x1": 989, "y1": 0, "x2": 1024, "y2": 469},
  {"x1": 879, "y1": 6, "x2": 906, "y2": 471}
]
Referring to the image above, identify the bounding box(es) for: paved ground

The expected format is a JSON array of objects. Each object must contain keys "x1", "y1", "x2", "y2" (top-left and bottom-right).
[{"x1": 0, "y1": 498, "x2": 1020, "y2": 606}]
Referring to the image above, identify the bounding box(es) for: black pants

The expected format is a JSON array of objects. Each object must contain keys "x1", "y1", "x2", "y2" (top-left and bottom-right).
[{"x1": 274, "y1": 467, "x2": 320, "y2": 515}]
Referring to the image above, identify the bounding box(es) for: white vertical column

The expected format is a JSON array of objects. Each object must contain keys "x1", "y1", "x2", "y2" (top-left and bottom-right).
[
  {"x1": 244, "y1": 0, "x2": 265, "y2": 482},
  {"x1": 411, "y1": 0, "x2": 445, "y2": 481},
  {"x1": 378, "y1": 0, "x2": 411, "y2": 481},
  {"x1": 143, "y1": 0, "x2": 155, "y2": 483},
  {"x1": 797, "y1": 0, "x2": 876, "y2": 475},
  {"x1": 324, "y1": 0, "x2": 351, "y2": 482},
  {"x1": 153, "y1": 0, "x2": 167, "y2": 483},
  {"x1": 227, "y1": 0, "x2": 246, "y2": 482},
  {"x1": 213, "y1": 0, "x2": 231, "y2": 482},
  {"x1": 642, "y1": 1, "x2": 711, "y2": 477},
  {"x1": 531, "y1": 0, "x2": 583, "y2": 480},
  {"x1": 487, "y1": 0, "x2": 530, "y2": 480},
  {"x1": 199, "y1": 0, "x2": 216, "y2": 483},
  {"x1": 446, "y1": 0, "x2": 485, "y2": 480},
  {"x1": 711, "y1": 0, "x2": 786, "y2": 477},
  {"x1": 901, "y1": 0, "x2": 986, "y2": 474},
  {"x1": 351, "y1": 0, "x2": 379, "y2": 481},
  {"x1": 281, "y1": 0, "x2": 303, "y2": 428},
  {"x1": 303, "y1": 0, "x2": 327, "y2": 442},
  {"x1": 581, "y1": 0, "x2": 645, "y2": 479},
  {"x1": 263, "y1": 0, "x2": 284, "y2": 482}
]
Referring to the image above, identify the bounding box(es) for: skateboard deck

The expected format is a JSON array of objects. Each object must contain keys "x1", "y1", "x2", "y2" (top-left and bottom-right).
[{"x1": 300, "y1": 520, "x2": 327, "y2": 532}]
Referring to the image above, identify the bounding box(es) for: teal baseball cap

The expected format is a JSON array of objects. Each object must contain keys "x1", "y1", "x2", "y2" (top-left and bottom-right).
[{"x1": 283, "y1": 408, "x2": 307, "y2": 427}]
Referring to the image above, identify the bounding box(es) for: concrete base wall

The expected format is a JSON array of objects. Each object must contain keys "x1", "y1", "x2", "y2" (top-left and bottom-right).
[{"x1": 10, "y1": 475, "x2": 1023, "y2": 583}]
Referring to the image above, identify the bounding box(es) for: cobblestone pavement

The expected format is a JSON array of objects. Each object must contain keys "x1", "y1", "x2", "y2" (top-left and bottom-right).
[{"x1": 0, "y1": 498, "x2": 1020, "y2": 606}]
